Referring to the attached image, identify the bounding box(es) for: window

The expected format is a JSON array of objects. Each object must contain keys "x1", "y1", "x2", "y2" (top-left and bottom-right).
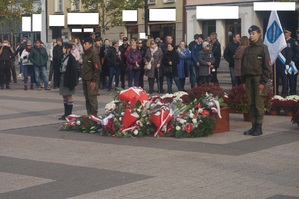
[
  {"x1": 71, "y1": 0, "x2": 80, "y2": 11},
  {"x1": 55, "y1": 0, "x2": 63, "y2": 12},
  {"x1": 148, "y1": 0, "x2": 156, "y2": 5},
  {"x1": 202, "y1": 20, "x2": 216, "y2": 40}
]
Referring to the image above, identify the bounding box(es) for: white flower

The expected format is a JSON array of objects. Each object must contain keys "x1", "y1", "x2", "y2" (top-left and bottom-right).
[
  {"x1": 189, "y1": 113, "x2": 194, "y2": 118},
  {"x1": 192, "y1": 118, "x2": 197, "y2": 124},
  {"x1": 121, "y1": 112, "x2": 125, "y2": 116},
  {"x1": 198, "y1": 108, "x2": 203, "y2": 113},
  {"x1": 176, "y1": 126, "x2": 181, "y2": 131},
  {"x1": 76, "y1": 121, "x2": 81, "y2": 125},
  {"x1": 119, "y1": 117, "x2": 122, "y2": 121},
  {"x1": 273, "y1": 95, "x2": 285, "y2": 100},
  {"x1": 104, "y1": 101, "x2": 116, "y2": 112},
  {"x1": 136, "y1": 120, "x2": 143, "y2": 127},
  {"x1": 161, "y1": 93, "x2": 174, "y2": 99},
  {"x1": 285, "y1": 95, "x2": 299, "y2": 101},
  {"x1": 173, "y1": 91, "x2": 188, "y2": 100},
  {"x1": 133, "y1": 130, "x2": 138, "y2": 135},
  {"x1": 180, "y1": 119, "x2": 186, "y2": 124}
]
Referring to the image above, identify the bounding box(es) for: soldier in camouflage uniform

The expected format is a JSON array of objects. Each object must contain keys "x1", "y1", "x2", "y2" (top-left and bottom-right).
[
  {"x1": 82, "y1": 37, "x2": 102, "y2": 115},
  {"x1": 241, "y1": 25, "x2": 271, "y2": 136}
]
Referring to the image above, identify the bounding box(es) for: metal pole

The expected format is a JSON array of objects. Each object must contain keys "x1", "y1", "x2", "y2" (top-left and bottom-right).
[
  {"x1": 144, "y1": 0, "x2": 148, "y2": 36},
  {"x1": 41, "y1": 0, "x2": 47, "y2": 43},
  {"x1": 273, "y1": 62, "x2": 277, "y2": 95}
]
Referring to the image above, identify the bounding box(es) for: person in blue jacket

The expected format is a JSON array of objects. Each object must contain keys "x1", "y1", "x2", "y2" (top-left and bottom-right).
[{"x1": 176, "y1": 41, "x2": 191, "y2": 91}]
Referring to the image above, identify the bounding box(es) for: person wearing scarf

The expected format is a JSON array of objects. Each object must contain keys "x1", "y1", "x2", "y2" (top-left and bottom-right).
[
  {"x1": 20, "y1": 40, "x2": 35, "y2": 90},
  {"x1": 58, "y1": 42, "x2": 78, "y2": 120},
  {"x1": 144, "y1": 40, "x2": 163, "y2": 94}
]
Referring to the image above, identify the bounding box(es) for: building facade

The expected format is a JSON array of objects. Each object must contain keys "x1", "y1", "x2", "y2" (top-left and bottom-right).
[
  {"x1": 185, "y1": 0, "x2": 298, "y2": 53},
  {"x1": 47, "y1": 0, "x2": 183, "y2": 44}
]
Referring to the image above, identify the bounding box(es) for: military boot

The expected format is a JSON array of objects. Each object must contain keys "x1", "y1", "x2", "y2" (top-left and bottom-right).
[
  {"x1": 251, "y1": 124, "x2": 263, "y2": 136},
  {"x1": 244, "y1": 123, "x2": 256, "y2": 135}
]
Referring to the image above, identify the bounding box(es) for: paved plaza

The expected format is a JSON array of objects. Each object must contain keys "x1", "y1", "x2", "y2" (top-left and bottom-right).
[{"x1": 0, "y1": 79, "x2": 298, "y2": 199}]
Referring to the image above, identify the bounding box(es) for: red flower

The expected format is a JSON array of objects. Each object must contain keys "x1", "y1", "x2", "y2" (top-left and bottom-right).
[
  {"x1": 82, "y1": 115, "x2": 87, "y2": 120},
  {"x1": 201, "y1": 110, "x2": 210, "y2": 116},
  {"x1": 185, "y1": 123, "x2": 193, "y2": 133},
  {"x1": 85, "y1": 121, "x2": 90, "y2": 127},
  {"x1": 167, "y1": 124, "x2": 174, "y2": 133},
  {"x1": 195, "y1": 104, "x2": 201, "y2": 109}
]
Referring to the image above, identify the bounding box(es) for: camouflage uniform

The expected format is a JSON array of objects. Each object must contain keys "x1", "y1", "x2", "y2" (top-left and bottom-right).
[{"x1": 82, "y1": 47, "x2": 101, "y2": 115}]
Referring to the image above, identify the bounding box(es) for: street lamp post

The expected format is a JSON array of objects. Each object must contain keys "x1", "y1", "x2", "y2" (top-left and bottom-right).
[
  {"x1": 41, "y1": 0, "x2": 47, "y2": 43},
  {"x1": 144, "y1": 0, "x2": 148, "y2": 36}
]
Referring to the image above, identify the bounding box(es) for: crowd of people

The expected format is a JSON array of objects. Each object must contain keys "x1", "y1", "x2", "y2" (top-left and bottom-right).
[{"x1": 0, "y1": 26, "x2": 298, "y2": 124}]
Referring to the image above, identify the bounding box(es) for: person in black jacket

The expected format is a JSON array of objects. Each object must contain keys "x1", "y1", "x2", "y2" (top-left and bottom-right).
[
  {"x1": 0, "y1": 39, "x2": 14, "y2": 89},
  {"x1": 137, "y1": 39, "x2": 147, "y2": 88},
  {"x1": 162, "y1": 43, "x2": 180, "y2": 93},
  {"x1": 53, "y1": 37, "x2": 63, "y2": 89},
  {"x1": 224, "y1": 33, "x2": 240, "y2": 87},
  {"x1": 285, "y1": 30, "x2": 298, "y2": 95},
  {"x1": 99, "y1": 39, "x2": 110, "y2": 90},
  {"x1": 275, "y1": 30, "x2": 293, "y2": 97},
  {"x1": 58, "y1": 43, "x2": 78, "y2": 120},
  {"x1": 119, "y1": 37, "x2": 129, "y2": 89},
  {"x1": 106, "y1": 41, "x2": 122, "y2": 91},
  {"x1": 210, "y1": 32, "x2": 221, "y2": 83}
]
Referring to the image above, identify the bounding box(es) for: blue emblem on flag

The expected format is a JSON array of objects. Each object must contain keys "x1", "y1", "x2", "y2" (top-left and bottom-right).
[{"x1": 266, "y1": 21, "x2": 283, "y2": 44}]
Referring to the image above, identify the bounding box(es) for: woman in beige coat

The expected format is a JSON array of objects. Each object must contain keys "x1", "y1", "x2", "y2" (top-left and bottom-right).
[
  {"x1": 144, "y1": 40, "x2": 163, "y2": 94},
  {"x1": 233, "y1": 36, "x2": 249, "y2": 85}
]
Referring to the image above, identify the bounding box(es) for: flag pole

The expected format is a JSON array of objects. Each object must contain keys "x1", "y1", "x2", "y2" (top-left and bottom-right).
[{"x1": 273, "y1": 62, "x2": 277, "y2": 95}]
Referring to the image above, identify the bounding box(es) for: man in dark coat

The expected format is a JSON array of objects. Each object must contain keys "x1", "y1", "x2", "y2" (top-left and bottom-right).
[
  {"x1": 53, "y1": 37, "x2": 63, "y2": 88},
  {"x1": 224, "y1": 33, "x2": 240, "y2": 87},
  {"x1": 210, "y1": 32, "x2": 221, "y2": 83},
  {"x1": 188, "y1": 34, "x2": 199, "y2": 52},
  {"x1": 284, "y1": 30, "x2": 298, "y2": 95},
  {"x1": 29, "y1": 39, "x2": 50, "y2": 90},
  {"x1": 191, "y1": 34, "x2": 204, "y2": 86},
  {"x1": 119, "y1": 37, "x2": 129, "y2": 89},
  {"x1": 0, "y1": 39, "x2": 14, "y2": 89}
]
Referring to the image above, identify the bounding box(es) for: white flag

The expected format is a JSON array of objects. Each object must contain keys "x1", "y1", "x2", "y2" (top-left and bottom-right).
[{"x1": 264, "y1": 10, "x2": 287, "y2": 65}]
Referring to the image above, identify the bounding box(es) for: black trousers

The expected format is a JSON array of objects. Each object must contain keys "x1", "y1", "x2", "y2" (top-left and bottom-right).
[
  {"x1": 0, "y1": 61, "x2": 11, "y2": 86},
  {"x1": 288, "y1": 73, "x2": 298, "y2": 95}
]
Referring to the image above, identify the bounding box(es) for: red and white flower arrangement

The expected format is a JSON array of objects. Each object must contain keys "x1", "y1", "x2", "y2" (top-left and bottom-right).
[{"x1": 61, "y1": 87, "x2": 222, "y2": 138}]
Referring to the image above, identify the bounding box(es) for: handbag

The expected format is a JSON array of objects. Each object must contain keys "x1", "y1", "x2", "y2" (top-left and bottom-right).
[
  {"x1": 144, "y1": 58, "x2": 152, "y2": 70},
  {"x1": 163, "y1": 65, "x2": 172, "y2": 76}
]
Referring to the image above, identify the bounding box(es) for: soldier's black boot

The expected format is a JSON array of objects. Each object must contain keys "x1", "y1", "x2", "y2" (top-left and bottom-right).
[
  {"x1": 251, "y1": 124, "x2": 263, "y2": 136},
  {"x1": 244, "y1": 123, "x2": 256, "y2": 135}
]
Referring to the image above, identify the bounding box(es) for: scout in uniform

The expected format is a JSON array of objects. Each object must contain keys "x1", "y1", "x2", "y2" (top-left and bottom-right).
[
  {"x1": 241, "y1": 25, "x2": 271, "y2": 136},
  {"x1": 82, "y1": 37, "x2": 102, "y2": 115}
]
